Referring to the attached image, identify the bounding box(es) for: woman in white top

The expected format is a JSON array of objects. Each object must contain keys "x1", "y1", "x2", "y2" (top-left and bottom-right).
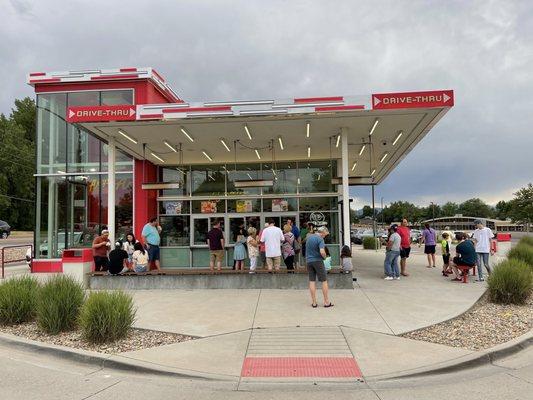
[
  {"x1": 132, "y1": 242, "x2": 149, "y2": 273},
  {"x1": 247, "y1": 227, "x2": 259, "y2": 274}
]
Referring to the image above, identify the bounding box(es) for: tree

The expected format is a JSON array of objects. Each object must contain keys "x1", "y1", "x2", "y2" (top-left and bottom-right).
[
  {"x1": 508, "y1": 183, "x2": 533, "y2": 232},
  {"x1": 361, "y1": 205, "x2": 373, "y2": 218},
  {"x1": 459, "y1": 198, "x2": 492, "y2": 218},
  {"x1": 380, "y1": 201, "x2": 421, "y2": 224},
  {"x1": 10, "y1": 98, "x2": 36, "y2": 142},
  {"x1": 494, "y1": 200, "x2": 512, "y2": 220},
  {"x1": 441, "y1": 201, "x2": 460, "y2": 217}
]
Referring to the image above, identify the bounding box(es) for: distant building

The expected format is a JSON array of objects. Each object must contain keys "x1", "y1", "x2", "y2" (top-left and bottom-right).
[{"x1": 421, "y1": 215, "x2": 530, "y2": 233}]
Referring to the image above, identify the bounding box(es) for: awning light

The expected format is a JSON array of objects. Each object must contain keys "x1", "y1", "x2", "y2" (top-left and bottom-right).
[
  {"x1": 380, "y1": 152, "x2": 389, "y2": 163},
  {"x1": 254, "y1": 149, "x2": 261, "y2": 160},
  {"x1": 371, "y1": 169, "x2": 376, "y2": 176},
  {"x1": 220, "y1": 138, "x2": 231, "y2": 152},
  {"x1": 202, "y1": 151, "x2": 213, "y2": 161},
  {"x1": 359, "y1": 144, "x2": 366, "y2": 156},
  {"x1": 164, "y1": 140, "x2": 177, "y2": 152},
  {"x1": 118, "y1": 129, "x2": 138, "y2": 144},
  {"x1": 393, "y1": 130, "x2": 403, "y2": 146},
  {"x1": 307, "y1": 146, "x2": 311, "y2": 158},
  {"x1": 244, "y1": 124, "x2": 252, "y2": 140},
  {"x1": 180, "y1": 127, "x2": 194, "y2": 142},
  {"x1": 297, "y1": 177, "x2": 301, "y2": 185},
  {"x1": 335, "y1": 134, "x2": 341, "y2": 148},
  {"x1": 369, "y1": 118, "x2": 379, "y2": 136},
  {"x1": 351, "y1": 161, "x2": 357, "y2": 171},
  {"x1": 306, "y1": 122, "x2": 310, "y2": 138},
  {"x1": 278, "y1": 135, "x2": 284, "y2": 150},
  {"x1": 150, "y1": 152, "x2": 165, "y2": 163}
]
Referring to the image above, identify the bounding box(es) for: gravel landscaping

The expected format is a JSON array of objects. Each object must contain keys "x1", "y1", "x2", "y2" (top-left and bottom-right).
[
  {"x1": 402, "y1": 294, "x2": 532, "y2": 351},
  {"x1": 0, "y1": 322, "x2": 195, "y2": 354}
]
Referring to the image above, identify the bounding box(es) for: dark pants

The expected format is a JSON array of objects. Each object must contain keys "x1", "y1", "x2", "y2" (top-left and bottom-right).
[
  {"x1": 284, "y1": 255, "x2": 295, "y2": 271},
  {"x1": 94, "y1": 256, "x2": 108, "y2": 272}
]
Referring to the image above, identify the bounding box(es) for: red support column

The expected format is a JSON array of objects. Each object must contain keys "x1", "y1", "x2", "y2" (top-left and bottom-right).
[{"x1": 134, "y1": 159, "x2": 158, "y2": 240}]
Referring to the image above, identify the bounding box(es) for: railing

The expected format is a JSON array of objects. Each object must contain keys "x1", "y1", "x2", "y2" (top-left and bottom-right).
[{"x1": 1, "y1": 245, "x2": 33, "y2": 279}]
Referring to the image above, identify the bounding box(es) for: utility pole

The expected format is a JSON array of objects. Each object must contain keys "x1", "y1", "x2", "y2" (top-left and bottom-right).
[{"x1": 380, "y1": 196, "x2": 384, "y2": 228}]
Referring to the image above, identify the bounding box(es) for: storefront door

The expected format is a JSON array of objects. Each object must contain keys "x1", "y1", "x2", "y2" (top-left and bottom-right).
[
  {"x1": 262, "y1": 214, "x2": 298, "y2": 229},
  {"x1": 228, "y1": 214, "x2": 261, "y2": 243}
]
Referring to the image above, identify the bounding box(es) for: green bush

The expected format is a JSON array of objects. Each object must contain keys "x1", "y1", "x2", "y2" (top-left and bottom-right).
[
  {"x1": 487, "y1": 259, "x2": 532, "y2": 304},
  {"x1": 518, "y1": 236, "x2": 533, "y2": 248},
  {"x1": 0, "y1": 276, "x2": 39, "y2": 324},
  {"x1": 36, "y1": 275, "x2": 85, "y2": 334},
  {"x1": 79, "y1": 291, "x2": 136, "y2": 343},
  {"x1": 507, "y1": 244, "x2": 533, "y2": 268},
  {"x1": 363, "y1": 236, "x2": 381, "y2": 250}
]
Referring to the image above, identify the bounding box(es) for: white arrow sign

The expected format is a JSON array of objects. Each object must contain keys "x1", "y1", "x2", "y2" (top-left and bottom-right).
[
  {"x1": 129, "y1": 108, "x2": 135, "y2": 116},
  {"x1": 373, "y1": 97, "x2": 381, "y2": 106},
  {"x1": 69, "y1": 109, "x2": 75, "y2": 118},
  {"x1": 443, "y1": 93, "x2": 451, "y2": 103}
]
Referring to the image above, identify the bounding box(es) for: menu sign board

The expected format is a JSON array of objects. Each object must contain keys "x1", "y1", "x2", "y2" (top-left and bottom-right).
[{"x1": 272, "y1": 199, "x2": 288, "y2": 212}]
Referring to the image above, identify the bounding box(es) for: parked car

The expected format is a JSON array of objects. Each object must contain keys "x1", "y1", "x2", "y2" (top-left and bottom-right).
[
  {"x1": 39, "y1": 231, "x2": 86, "y2": 257},
  {"x1": 0, "y1": 220, "x2": 10, "y2": 239},
  {"x1": 353, "y1": 229, "x2": 376, "y2": 244},
  {"x1": 350, "y1": 229, "x2": 360, "y2": 244},
  {"x1": 410, "y1": 229, "x2": 422, "y2": 243}
]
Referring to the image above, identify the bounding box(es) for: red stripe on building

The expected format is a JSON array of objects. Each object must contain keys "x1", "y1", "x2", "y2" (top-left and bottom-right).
[
  {"x1": 120, "y1": 68, "x2": 138, "y2": 72},
  {"x1": 241, "y1": 357, "x2": 362, "y2": 378},
  {"x1": 29, "y1": 78, "x2": 61, "y2": 83},
  {"x1": 295, "y1": 96, "x2": 344, "y2": 103},
  {"x1": 29, "y1": 72, "x2": 46, "y2": 77},
  {"x1": 91, "y1": 74, "x2": 139, "y2": 80},
  {"x1": 140, "y1": 113, "x2": 164, "y2": 119},
  {"x1": 162, "y1": 106, "x2": 231, "y2": 113},
  {"x1": 152, "y1": 69, "x2": 165, "y2": 82},
  {"x1": 315, "y1": 105, "x2": 364, "y2": 112}
]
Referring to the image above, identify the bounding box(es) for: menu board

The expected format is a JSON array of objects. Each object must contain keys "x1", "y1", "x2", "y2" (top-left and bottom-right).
[
  {"x1": 272, "y1": 199, "x2": 288, "y2": 212},
  {"x1": 201, "y1": 200, "x2": 218, "y2": 214},
  {"x1": 164, "y1": 201, "x2": 182, "y2": 215},
  {"x1": 236, "y1": 200, "x2": 252, "y2": 213}
]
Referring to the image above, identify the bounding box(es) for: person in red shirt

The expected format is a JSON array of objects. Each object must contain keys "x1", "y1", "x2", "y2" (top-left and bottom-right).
[
  {"x1": 396, "y1": 219, "x2": 411, "y2": 277},
  {"x1": 92, "y1": 229, "x2": 111, "y2": 272}
]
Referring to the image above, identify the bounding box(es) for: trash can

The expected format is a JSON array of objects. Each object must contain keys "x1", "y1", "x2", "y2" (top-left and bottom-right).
[{"x1": 62, "y1": 248, "x2": 93, "y2": 288}]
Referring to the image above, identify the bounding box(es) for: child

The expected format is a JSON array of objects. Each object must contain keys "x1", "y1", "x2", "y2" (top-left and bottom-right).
[
  {"x1": 323, "y1": 246, "x2": 332, "y2": 272},
  {"x1": 246, "y1": 227, "x2": 259, "y2": 274},
  {"x1": 132, "y1": 242, "x2": 149, "y2": 273},
  {"x1": 233, "y1": 228, "x2": 247, "y2": 272},
  {"x1": 441, "y1": 232, "x2": 451, "y2": 276},
  {"x1": 340, "y1": 245, "x2": 353, "y2": 274}
]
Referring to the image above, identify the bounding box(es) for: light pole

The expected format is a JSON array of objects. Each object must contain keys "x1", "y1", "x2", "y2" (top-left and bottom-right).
[
  {"x1": 380, "y1": 197, "x2": 384, "y2": 228},
  {"x1": 430, "y1": 202, "x2": 435, "y2": 227}
]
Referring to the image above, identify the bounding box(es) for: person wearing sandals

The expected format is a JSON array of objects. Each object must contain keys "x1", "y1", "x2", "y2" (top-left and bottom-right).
[
  {"x1": 233, "y1": 227, "x2": 247, "y2": 272},
  {"x1": 384, "y1": 224, "x2": 401, "y2": 280},
  {"x1": 132, "y1": 242, "x2": 149, "y2": 273},
  {"x1": 282, "y1": 224, "x2": 296, "y2": 272},
  {"x1": 305, "y1": 226, "x2": 333, "y2": 308},
  {"x1": 247, "y1": 227, "x2": 259, "y2": 274}
]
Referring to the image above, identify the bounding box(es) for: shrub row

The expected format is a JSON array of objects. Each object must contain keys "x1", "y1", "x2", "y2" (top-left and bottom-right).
[
  {"x1": 488, "y1": 236, "x2": 533, "y2": 305},
  {"x1": 0, "y1": 275, "x2": 135, "y2": 342},
  {"x1": 363, "y1": 236, "x2": 381, "y2": 250}
]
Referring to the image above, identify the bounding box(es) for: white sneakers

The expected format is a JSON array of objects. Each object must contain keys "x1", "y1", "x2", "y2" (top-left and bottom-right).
[{"x1": 384, "y1": 276, "x2": 394, "y2": 280}]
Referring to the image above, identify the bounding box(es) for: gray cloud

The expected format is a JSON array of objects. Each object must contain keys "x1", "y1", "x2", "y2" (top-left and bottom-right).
[{"x1": 1, "y1": 0, "x2": 532, "y2": 206}]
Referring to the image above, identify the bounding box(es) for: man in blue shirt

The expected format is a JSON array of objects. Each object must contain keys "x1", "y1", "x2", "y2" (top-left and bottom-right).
[
  {"x1": 305, "y1": 226, "x2": 333, "y2": 308},
  {"x1": 141, "y1": 217, "x2": 162, "y2": 273}
]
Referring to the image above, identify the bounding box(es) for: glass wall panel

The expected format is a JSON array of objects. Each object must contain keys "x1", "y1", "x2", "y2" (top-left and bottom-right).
[
  {"x1": 159, "y1": 167, "x2": 189, "y2": 197},
  {"x1": 161, "y1": 248, "x2": 190, "y2": 268},
  {"x1": 262, "y1": 198, "x2": 297, "y2": 212},
  {"x1": 226, "y1": 163, "x2": 261, "y2": 195},
  {"x1": 299, "y1": 212, "x2": 339, "y2": 244},
  {"x1": 37, "y1": 94, "x2": 67, "y2": 174},
  {"x1": 67, "y1": 127, "x2": 102, "y2": 173},
  {"x1": 101, "y1": 145, "x2": 133, "y2": 172},
  {"x1": 193, "y1": 218, "x2": 209, "y2": 245},
  {"x1": 160, "y1": 216, "x2": 190, "y2": 246},
  {"x1": 191, "y1": 165, "x2": 225, "y2": 196},
  {"x1": 227, "y1": 198, "x2": 261, "y2": 213},
  {"x1": 115, "y1": 173, "x2": 133, "y2": 240},
  {"x1": 68, "y1": 91, "x2": 100, "y2": 107},
  {"x1": 192, "y1": 199, "x2": 225, "y2": 214},
  {"x1": 299, "y1": 197, "x2": 338, "y2": 211},
  {"x1": 262, "y1": 162, "x2": 297, "y2": 194},
  {"x1": 101, "y1": 90, "x2": 133, "y2": 105},
  {"x1": 159, "y1": 200, "x2": 190, "y2": 215},
  {"x1": 298, "y1": 161, "x2": 335, "y2": 193}
]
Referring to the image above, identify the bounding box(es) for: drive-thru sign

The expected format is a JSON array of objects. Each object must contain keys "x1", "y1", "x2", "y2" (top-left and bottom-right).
[
  {"x1": 66, "y1": 105, "x2": 136, "y2": 123},
  {"x1": 372, "y1": 90, "x2": 454, "y2": 110}
]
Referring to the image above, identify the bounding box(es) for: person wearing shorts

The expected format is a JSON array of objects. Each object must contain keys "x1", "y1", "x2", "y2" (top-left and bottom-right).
[
  {"x1": 420, "y1": 223, "x2": 437, "y2": 268},
  {"x1": 207, "y1": 219, "x2": 225, "y2": 271},
  {"x1": 142, "y1": 217, "x2": 162, "y2": 273},
  {"x1": 260, "y1": 219, "x2": 284, "y2": 271},
  {"x1": 305, "y1": 227, "x2": 333, "y2": 308},
  {"x1": 397, "y1": 219, "x2": 411, "y2": 276}
]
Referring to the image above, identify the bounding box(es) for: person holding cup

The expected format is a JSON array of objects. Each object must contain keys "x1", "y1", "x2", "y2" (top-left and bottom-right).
[{"x1": 92, "y1": 229, "x2": 111, "y2": 272}]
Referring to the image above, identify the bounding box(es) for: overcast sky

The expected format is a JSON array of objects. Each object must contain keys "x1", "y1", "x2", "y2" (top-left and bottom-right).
[{"x1": 2, "y1": 0, "x2": 532, "y2": 209}]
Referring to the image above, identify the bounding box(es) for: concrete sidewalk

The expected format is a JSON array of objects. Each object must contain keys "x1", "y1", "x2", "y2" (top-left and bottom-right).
[{"x1": 115, "y1": 248, "x2": 488, "y2": 381}]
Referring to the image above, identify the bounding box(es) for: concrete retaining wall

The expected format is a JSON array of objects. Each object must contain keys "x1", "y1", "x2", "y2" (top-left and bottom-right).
[{"x1": 89, "y1": 273, "x2": 354, "y2": 290}]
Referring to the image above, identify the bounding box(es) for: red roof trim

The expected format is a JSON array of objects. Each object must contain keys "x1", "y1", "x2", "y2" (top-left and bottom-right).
[
  {"x1": 315, "y1": 105, "x2": 364, "y2": 112},
  {"x1": 29, "y1": 72, "x2": 46, "y2": 77},
  {"x1": 162, "y1": 106, "x2": 231, "y2": 113},
  {"x1": 140, "y1": 113, "x2": 163, "y2": 119},
  {"x1": 29, "y1": 78, "x2": 61, "y2": 83},
  {"x1": 90, "y1": 74, "x2": 139, "y2": 80},
  {"x1": 120, "y1": 68, "x2": 138, "y2": 72},
  {"x1": 151, "y1": 69, "x2": 165, "y2": 82},
  {"x1": 295, "y1": 96, "x2": 344, "y2": 103}
]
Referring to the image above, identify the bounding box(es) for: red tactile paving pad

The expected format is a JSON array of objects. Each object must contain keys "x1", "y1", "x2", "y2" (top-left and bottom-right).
[{"x1": 241, "y1": 357, "x2": 362, "y2": 378}]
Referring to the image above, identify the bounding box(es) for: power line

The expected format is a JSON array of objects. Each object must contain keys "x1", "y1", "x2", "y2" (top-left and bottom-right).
[{"x1": 0, "y1": 193, "x2": 35, "y2": 203}]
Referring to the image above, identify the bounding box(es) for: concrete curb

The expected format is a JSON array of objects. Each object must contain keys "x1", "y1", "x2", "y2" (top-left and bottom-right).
[
  {"x1": 373, "y1": 329, "x2": 533, "y2": 381},
  {"x1": 0, "y1": 331, "x2": 236, "y2": 382}
]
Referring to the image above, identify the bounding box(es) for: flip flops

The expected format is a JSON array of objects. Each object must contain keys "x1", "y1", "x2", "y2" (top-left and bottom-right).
[
  {"x1": 324, "y1": 303, "x2": 334, "y2": 308},
  {"x1": 311, "y1": 303, "x2": 318, "y2": 308}
]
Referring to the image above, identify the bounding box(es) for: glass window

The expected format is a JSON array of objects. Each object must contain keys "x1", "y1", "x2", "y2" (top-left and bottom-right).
[
  {"x1": 263, "y1": 162, "x2": 297, "y2": 194},
  {"x1": 191, "y1": 165, "x2": 225, "y2": 196},
  {"x1": 160, "y1": 216, "x2": 190, "y2": 246},
  {"x1": 159, "y1": 201, "x2": 190, "y2": 215},
  {"x1": 229, "y1": 217, "x2": 246, "y2": 244},
  {"x1": 299, "y1": 197, "x2": 338, "y2": 211},
  {"x1": 115, "y1": 173, "x2": 134, "y2": 240},
  {"x1": 192, "y1": 199, "x2": 226, "y2": 214},
  {"x1": 227, "y1": 199, "x2": 261, "y2": 213},
  {"x1": 262, "y1": 198, "x2": 297, "y2": 212},
  {"x1": 298, "y1": 161, "x2": 335, "y2": 193},
  {"x1": 101, "y1": 145, "x2": 133, "y2": 172},
  {"x1": 67, "y1": 127, "x2": 102, "y2": 173},
  {"x1": 193, "y1": 218, "x2": 209, "y2": 245},
  {"x1": 299, "y1": 212, "x2": 339, "y2": 244},
  {"x1": 67, "y1": 91, "x2": 100, "y2": 107},
  {"x1": 37, "y1": 94, "x2": 67, "y2": 174},
  {"x1": 159, "y1": 167, "x2": 189, "y2": 197},
  {"x1": 101, "y1": 90, "x2": 133, "y2": 105},
  {"x1": 226, "y1": 163, "x2": 261, "y2": 195}
]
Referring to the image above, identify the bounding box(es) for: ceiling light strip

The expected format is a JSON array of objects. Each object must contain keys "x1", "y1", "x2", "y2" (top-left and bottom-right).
[
  {"x1": 244, "y1": 125, "x2": 252, "y2": 140},
  {"x1": 202, "y1": 151, "x2": 213, "y2": 162},
  {"x1": 118, "y1": 129, "x2": 138, "y2": 144},
  {"x1": 369, "y1": 118, "x2": 379, "y2": 136},
  {"x1": 335, "y1": 134, "x2": 341, "y2": 148},
  {"x1": 254, "y1": 149, "x2": 261, "y2": 160},
  {"x1": 393, "y1": 130, "x2": 403, "y2": 146},
  {"x1": 180, "y1": 127, "x2": 194, "y2": 142},
  {"x1": 307, "y1": 146, "x2": 311, "y2": 158},
  {"x1": 380, "y1": 152, "x2": 389, "y2": 163},
  {"x1": 306, "y1": 122, "x2": 310, "y2": 138},
  {"x1": 359, "y1": 145, "x2": 366, "y2": 156},
  {"x1": 351, "y1": 162, "x2": 357, "y2": 171},
  {"x1": 220, "y1": 138, "x2": 231, "y2": 152},
  {"x1": 151, "y1": 153, "x2": 165, "y2": 163},
  {"x1": 163, "y1": 140, "x2": 177, "y2": 152},
  {"x1": 278, "y1": 136, "x2": 284, "y2": 150}
]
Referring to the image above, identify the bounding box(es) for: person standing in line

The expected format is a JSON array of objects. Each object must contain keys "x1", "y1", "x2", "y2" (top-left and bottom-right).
[
  {"x1": 247, "y1": 227, "x2": 259, "y2": 274},
  {"x1": 384, "y1": 224, "x2": 401, "y2": 280},
  {"x1": 207, "y1": 219, "x2": 225, "y2": 272},
  {"x1": 92, "y1": 229, "x2": 111, "y2": 272},
  {"x1": 258, "y1": 223, "x2": 269, "y2": 268},
  {"x1": 260, "y1": 219, "x2": 285, "y2": 272},
  {"x1": 396, "y1": 219, "x2": 411, "y2": 276},
  {"x1": 443, "y1": 226, "x2": 454, "y2": 249},
  {"x1": 420, "y1": 223, "x2": 438, "y2": 268},
  {"x1": 472, "y1": 219, "x2": 494, "y2": 282},
  {"x1": 233, "y1": 227, "x2": 247, "y2": 272},
  {"x1": 282, "y1": 224, "x2": 296, "y2": 272},
  {"x1": 287, "y1": 218, "x2": 301, "y2": 269},
  {"x1": 141, "y1": 217, "x2": 162, "y2": 273},
  {"x1": 305, "y1": 227, "x2": 333, "y2": 308},
  {"x1": 441, "y1": 232, "x2": 451, "y2": 276}
]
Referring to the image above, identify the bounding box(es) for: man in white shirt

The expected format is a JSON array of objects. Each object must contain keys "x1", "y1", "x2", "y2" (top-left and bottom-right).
[
  {"x1": 260, "y1": 219, "x2": 285, "y2": 272},
  {"x1": 472, "y1": 219, "x2": 494, "y2": 282}
]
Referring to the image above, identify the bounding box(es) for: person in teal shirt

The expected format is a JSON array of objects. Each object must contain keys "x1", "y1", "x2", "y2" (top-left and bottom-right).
[{"x1": 141, "y1": 217, "x2": 162, "y2": 273}]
